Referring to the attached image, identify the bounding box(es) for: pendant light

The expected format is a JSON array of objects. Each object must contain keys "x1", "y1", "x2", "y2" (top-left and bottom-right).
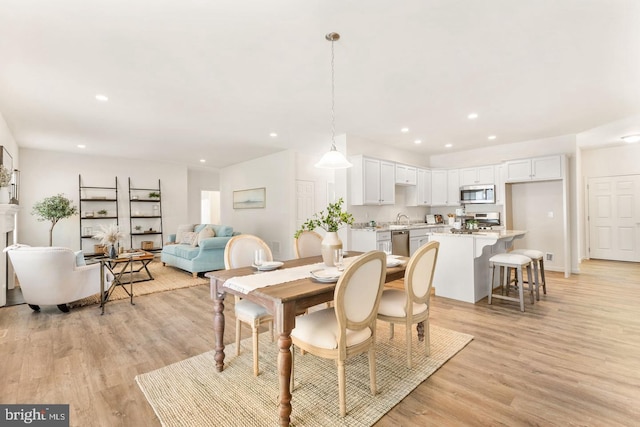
[{"x1": 315, "y1": 32, "x2": 353, "y2": 169}]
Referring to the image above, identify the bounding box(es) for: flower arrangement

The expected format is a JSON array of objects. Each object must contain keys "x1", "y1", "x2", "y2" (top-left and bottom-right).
[
  {"x1": 294, "y1": 198, "x2": 354, "y2": 238},
  {"x1": 0, "y1": 165, "x2": 11, "y2": 187},
  {"x1": 93, "y1": 223, "x2": 125, "y2": 246}
]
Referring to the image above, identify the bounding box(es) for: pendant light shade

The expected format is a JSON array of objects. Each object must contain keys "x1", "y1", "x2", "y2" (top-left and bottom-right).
[{"x1": 315, "y1": 32, "x2": 352, "y2": 170}]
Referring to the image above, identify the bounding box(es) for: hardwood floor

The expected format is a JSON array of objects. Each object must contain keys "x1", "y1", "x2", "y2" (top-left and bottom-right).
[{"x1": 1, "y1": 259, "x2": 638, "y2": 426}]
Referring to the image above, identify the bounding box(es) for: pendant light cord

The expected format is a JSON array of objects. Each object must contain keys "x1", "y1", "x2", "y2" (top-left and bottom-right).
[{"x1": 330, "y1": 37, "x2": 336, "y2": 150}]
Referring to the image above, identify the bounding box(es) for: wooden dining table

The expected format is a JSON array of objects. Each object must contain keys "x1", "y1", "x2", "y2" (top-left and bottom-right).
[{"x1": 205, "y1": 253, "x2": 408, "y2": 427}]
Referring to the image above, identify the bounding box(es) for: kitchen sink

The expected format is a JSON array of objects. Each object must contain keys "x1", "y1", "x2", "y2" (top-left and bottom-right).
[{"x1": 387, "y1": 224, "x2": 409, "y2": 230}]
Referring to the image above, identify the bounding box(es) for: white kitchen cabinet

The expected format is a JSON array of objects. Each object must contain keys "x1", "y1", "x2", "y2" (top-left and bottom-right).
[
  {"x1": 406, "y1": 168, "x2": 432, "y2": 206},
  {"x1": 459, "y1": 165, "x2": 495, "y2": 186},
  {"x1": 409, "y1": 227, "x2": 440, "y2": 255},
  {"x1": 350, "y1": 155, "x2": 396, "y2": 205},
  {"x1": 494, "y1": 164, "x2": 505, "y2": 204},
  {"x1": 505, "y1": 155, "x2": 563, "y2": 182},
  {"x1": 350, "y1": 229, "x2": 391, "y2": 252},
  {"x1": 395, "y1": 164, "x2": 417, "y2": 185},
  {"x1": 447, "y1": 169, "x2": 460, "y2": 206},
  {"x1": 431, "y1": 170, "x2": 448, "y2": 206}
]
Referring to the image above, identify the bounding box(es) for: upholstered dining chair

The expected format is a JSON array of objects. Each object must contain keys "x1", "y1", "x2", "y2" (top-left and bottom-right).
[
  {"x1": 224, "y1": 234, "x2": 274, "y2": 376},
  {"x1": 6, "y1": 246, "x2": 113, "y2": 312},
  {"x1": 377, "y1": 241, "x2": 439, "y2": 368},
  {"x1": 291, "y1": 250, "x2": 386, "y2": 417},
  {"x1": 294, "y1": 230, "x2": 322, "y2": 259}
]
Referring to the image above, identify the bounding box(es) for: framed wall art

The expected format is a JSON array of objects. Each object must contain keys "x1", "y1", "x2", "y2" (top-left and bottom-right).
[{"x1": 233, "y1": 187, "x2": 266, "y2": 209}]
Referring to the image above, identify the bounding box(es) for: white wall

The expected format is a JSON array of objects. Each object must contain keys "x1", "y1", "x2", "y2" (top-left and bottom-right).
[
  {"x1": 220, "y1": 150, "x2": 295, "y2": 260},
  {"x1": 507, "y1": 180, "x2": 565, "y2": 271},
  {"x1": 19, "y1": 148, "x2": 189, "y2": 249}
]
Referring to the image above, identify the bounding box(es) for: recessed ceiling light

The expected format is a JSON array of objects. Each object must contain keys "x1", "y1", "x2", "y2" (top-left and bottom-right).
[
  {"x1": 95, "y1": 94, "x2": 109, "y2": 102},
  {"x1": 401, "y1": 127, "x2": 409, "y2": 133},
  {"x1": 199, "y1": 159, "x2": 206, "y2": 163},
  {"x1": 414, "y1": 139, "x2": 422, "y2": 144},
  {"x1": 269, "y1": 132, "x2": 278, "y2": 137},
  {"x1": 621, "y1": 134, "x2": 640, "y2": 143},
  {"x1": 445, "y1": 143, "x2": 453, "y2": 148},
  {"x1": 488, "y1": 135, "x2": 497, "y2": 140},
  {"x1": 77, "y1": 144, "x2": 86, "y2": 149},
  {"x1": 467, "y1": 113, "x2": 478, "y2": 119}
]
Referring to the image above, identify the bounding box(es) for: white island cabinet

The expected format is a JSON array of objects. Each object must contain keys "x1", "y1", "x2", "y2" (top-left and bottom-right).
[{"x1": 430, "y1": 230, "x2": 526, "y2": 303}]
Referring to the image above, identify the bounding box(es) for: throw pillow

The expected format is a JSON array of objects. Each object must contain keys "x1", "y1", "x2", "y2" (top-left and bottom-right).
[
  {"x1": 74, "y1": 250, "x2": 86, "y2": 267},
  {"x1": 176, "y1": 224, "x2": 196, "y2": 243},
  {"x1": 180, "y1": 231, "x2": 198, "y2": 245},
  {"x1": 192, "y1": 226, "x2": 216, "y2": 247}
]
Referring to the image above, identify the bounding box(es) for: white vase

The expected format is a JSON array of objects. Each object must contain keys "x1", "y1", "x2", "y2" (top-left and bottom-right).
[
  {"x1": 0, "y1": 187, "x2": 9, "y2": 204},
  {"x1": 321, "y1": 231, "x2": 343, "y2": 267}
]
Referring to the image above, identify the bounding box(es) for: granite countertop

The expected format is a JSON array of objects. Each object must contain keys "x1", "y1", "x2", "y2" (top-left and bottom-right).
[
  {"x1": 351, "y1": 223, "x2": 446, "y2": 231},
  {"x1": 430, "y1": 229, "x2": 526, "y2": 239}
]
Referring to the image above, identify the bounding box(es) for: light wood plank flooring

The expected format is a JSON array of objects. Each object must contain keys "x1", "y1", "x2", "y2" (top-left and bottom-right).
[{"x1": 1, "y1": 259, "x2": 638, "y2": 426}]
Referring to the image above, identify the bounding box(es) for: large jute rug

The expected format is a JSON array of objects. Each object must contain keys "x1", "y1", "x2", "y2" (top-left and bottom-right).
[
  {"x1": 136, "y1": 323, "x2": 473, "y2": 427},
  {"x1": 70, "y1": 260, "x2": 208, "y2": 307}
]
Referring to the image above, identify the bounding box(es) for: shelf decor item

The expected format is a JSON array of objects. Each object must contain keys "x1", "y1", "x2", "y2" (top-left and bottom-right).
[
  {"x1": 97, "y1": 209, "x2": 108, "y2": 217},
  {"x1": 93, "y1": 223, "x2": 125, "y2": 258},
  {"x1": 295, "y1": 197, "x2": 354, "y2": 266},
  {"x1": 32, "y1": 193, "x2": 78, "y2": 246},
  {"x1": 148, "y1": 191, "x2": 160, "y2": 199}
]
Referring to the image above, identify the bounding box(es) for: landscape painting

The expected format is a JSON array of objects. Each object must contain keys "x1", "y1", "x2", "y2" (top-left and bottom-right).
[{"x1": 233, "y1": 187, "x2": 266, "y2": 209}]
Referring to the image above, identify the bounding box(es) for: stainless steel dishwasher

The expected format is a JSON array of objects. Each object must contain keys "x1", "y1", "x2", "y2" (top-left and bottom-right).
[{"x1": 391, "y1": 230, "x2": 410, "y2": 257}]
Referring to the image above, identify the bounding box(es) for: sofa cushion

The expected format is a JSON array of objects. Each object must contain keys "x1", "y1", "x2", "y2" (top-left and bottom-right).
[
  {"x1": 161, "y1": 243, "x2": 200, "y2": 260},
  {"x1": 193, "y1": 226, "x2": 216, "y2": 247},
  {"x1": 180, "y1": 231, "x2": 198, "y2": 245},
  {"x1": 176, "y1": 224, "x2": 196, "y2": 243}
]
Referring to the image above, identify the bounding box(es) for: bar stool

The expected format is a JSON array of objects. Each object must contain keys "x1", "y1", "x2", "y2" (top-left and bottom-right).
[
  {"x1": 510, "y1": 249, "x2": 546, "y2": 300},
  {"x1": 488, "y1": 253, "x2": 534, "y2": 312}
]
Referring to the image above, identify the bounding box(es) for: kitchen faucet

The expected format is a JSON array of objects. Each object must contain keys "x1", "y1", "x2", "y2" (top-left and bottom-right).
[{"x1": 395, "y1": 212, "x2": 410, "y2": 225}]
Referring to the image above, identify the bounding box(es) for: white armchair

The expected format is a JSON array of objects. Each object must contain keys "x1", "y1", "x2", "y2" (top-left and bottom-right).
[{"x1": 7, "y1": 246, "x2": 113, "y2": 312}]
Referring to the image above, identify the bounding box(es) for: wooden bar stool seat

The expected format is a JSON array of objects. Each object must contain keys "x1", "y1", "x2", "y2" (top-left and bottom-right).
[
  {"x1": 510, "y1": 249, "x2": 546, "y2": 299},
  {"x1": 488, "y1": 253, "x2": 534, "y2": 312}
]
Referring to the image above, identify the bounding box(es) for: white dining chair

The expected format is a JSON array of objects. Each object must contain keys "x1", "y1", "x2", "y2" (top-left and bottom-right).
[
  {"x1": 294, "y1": 230, "x2": 323, "y2": 259},
  {"x1": 224, "y1": 234, "x2": 274, "y2": 376},
  {"x1": 377, "y1": 241, "x2": 439, "y2": 368},
  {"x1": 291, "y1": 250, "x2": 386, "y2": 417}
]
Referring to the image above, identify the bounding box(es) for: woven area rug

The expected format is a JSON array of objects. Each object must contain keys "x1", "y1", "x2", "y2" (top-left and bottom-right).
[
  {"x1": 136, "y1": 323, "x2": 473, "y2": 427},
  {"x1": 70, "y1": 260, "x2": 208, "y2": 307}
]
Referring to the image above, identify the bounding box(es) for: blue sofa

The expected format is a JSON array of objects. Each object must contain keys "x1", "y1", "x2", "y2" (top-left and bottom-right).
[{"x1": 161, "y1": 224, "x2": 238, "y2": 276}]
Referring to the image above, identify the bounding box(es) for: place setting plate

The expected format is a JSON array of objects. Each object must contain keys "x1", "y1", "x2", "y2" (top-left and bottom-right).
[
  {"x1": 252, "y1": 261, "x2": 284, "y2": 271},
  {"x1": 309, "y1": 269, "x2": 342, "y2": 283},
  {"x1": 386, "y1": 255, "x2": 405, "y2": 268}
]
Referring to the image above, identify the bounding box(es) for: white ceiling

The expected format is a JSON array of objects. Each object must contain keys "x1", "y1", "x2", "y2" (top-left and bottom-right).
[{"x1": 1, "y1": 0, "x2": 639, "y2": 169}]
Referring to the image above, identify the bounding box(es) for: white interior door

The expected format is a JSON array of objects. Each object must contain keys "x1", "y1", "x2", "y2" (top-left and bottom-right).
[
  {"x1": 588, "y1": 175, "x2": 640, "y2": 262},
  {"x1": 296, "y1": 180, "x2": 315, "y2": 230}
]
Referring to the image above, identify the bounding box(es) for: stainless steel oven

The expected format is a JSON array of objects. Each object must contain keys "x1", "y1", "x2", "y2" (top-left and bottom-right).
[{"x1": 460, "y1": 184, "x2": 495, "y2": 204}]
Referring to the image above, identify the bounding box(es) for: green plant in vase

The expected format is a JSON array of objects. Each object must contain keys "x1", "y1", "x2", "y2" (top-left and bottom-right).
[
  {"x1": 148, "y1": 191, "x2": 160, "y2": 199},
  {"x1": 295, "y1": 198, "x2": 354, "y2": 266}
]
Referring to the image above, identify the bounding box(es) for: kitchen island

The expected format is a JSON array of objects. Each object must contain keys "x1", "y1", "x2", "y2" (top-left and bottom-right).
[{"x1": 429, "y1": 230, "x2": 527, "y2": 303}]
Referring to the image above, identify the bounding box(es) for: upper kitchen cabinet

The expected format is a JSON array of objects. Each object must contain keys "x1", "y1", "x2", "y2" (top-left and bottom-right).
[
  {"x1": 431, "y1": 170, "x2": 448, "y2": 205},
  {"x1": 406, "y1": 168, "x2": 432, "y2": 206},
  {"x1": 350, "y1": 155, "x2": 396, "y2": 205},
  {"x1": 459, "y1": 165, "x2": 495, "y2": 186},
  {"x1": 505, "y1": 155, "x2": 563, "y2": 182},
  {"x1": 395, "y1": 164, "x2": 417, "y2": 185},
  {"x1": 447, "y1": 169, "x2": 460, "y2": 206}
]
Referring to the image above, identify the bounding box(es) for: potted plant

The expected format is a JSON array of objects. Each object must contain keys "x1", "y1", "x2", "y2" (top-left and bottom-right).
[
  {"x1": 32, "y1": 194, "x2": 78, "y2": 246},
  {"x1": 295, "y1": 198, "x2": 354, "y2": 266},
  {"x1": 97, "y1": 209, "x2": 108, "y2": 217},
  {"x1": 148, "y1": 191, "x2": 160, "y2": 199},
  {"x1": 93, "y1": 223, "x2": 125, "y2": 258},
  {"x1": 134, "y1": 225, "x2": 142, "y2": 232}
]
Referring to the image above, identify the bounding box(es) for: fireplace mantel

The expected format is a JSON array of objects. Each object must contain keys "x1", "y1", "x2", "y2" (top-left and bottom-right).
[{"x1": 0, "y1": 203, "x2": 19, "y2": 307}]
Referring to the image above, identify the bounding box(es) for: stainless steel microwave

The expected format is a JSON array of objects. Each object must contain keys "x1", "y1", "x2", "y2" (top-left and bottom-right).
[{"x1": 460, "y1": 184, "x2": 495, "y2": 204}]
